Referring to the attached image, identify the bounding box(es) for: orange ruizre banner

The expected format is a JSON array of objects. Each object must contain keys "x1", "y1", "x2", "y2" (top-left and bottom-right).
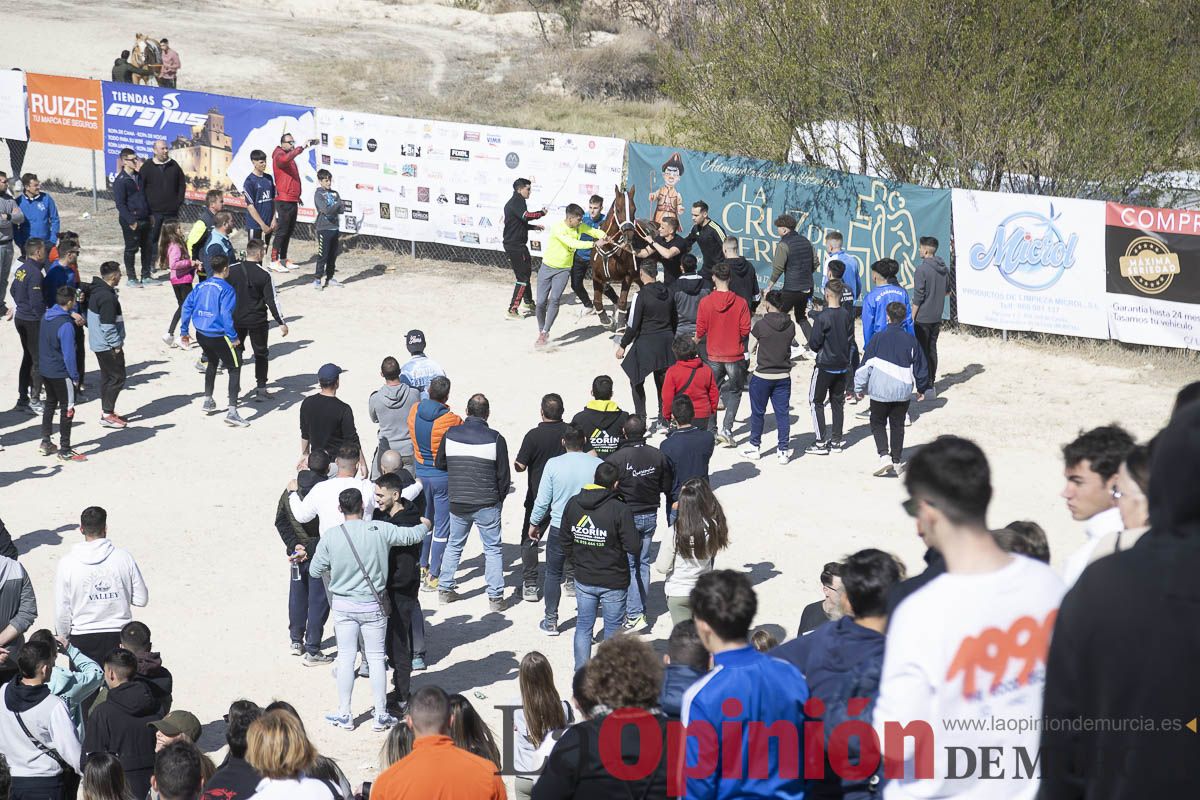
[{"x1": 26, "y1": 73, "x2": 104, "y2": 150}]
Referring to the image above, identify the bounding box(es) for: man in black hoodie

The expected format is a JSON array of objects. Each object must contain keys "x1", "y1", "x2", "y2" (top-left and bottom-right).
[
  {"x1": 805, "y1": 279, "x2": 855, "y2": 455},
  {"x1": 561, "y1": 462, "x2": 640, "y2": 670},
  {"x1": 373, "y1": 470, "x2": 426, "y2": 715},
  {"x1": 571, "y1": 375, "x2": 628, "y2": 457},
  {"x1": 275, "y1": 450, "x2": 330, "y2": 659},
  {"x1": 117, "y1": 621, "x2": 172, "y2": 715},
  {"x1": 746, "y1": 290, "x2": 796, "y2": 462},
  {"x1": 139, "y1": 139, "x2": 187, "y2": 259},
  {"x1": 911, "y1": 236, "x2": 949, "y2": 386},
  {"x1": 84, "y1": 648, "x2": 162, "y2": 798},
  {"x1": 227, "y1": 240, "x2": 288, "y2": 400},
  {"x1": 617, "y1": 262, "x2": 677, "y2": 430},
  {"x1": 717, "y1": 236, "x2": 761, "y2": 313},
  {"x1": 604, "y1": 416, "x2": 672, "y2": 632},
  {"x1": 1040, "y1": 404, "x2": 1200, "y2": 799}
]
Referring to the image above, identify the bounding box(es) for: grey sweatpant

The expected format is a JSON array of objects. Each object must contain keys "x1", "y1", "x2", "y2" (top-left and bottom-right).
[
  {"x1": 0, "y1": 243, "x2": 12, "y2": 314},
  {"x1": 535, "y1": 264, "x2": 572, "y2": 334}
]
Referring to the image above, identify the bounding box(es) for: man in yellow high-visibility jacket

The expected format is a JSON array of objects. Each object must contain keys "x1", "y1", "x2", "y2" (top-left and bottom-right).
[{"x1": 534, "y1": 203, "x2": 609, "y2": 347}]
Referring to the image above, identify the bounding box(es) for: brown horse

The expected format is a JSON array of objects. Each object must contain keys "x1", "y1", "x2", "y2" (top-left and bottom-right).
[{"x1": 591, "y1": 184, "x2": 653, "y2": 328}]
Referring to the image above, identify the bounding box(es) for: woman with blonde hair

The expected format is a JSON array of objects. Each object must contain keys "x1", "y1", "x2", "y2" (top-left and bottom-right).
[
  {"x1": 654, "y1": 477, "x2": 729, "y2": 625},
  {"x1": 513, "y1": 651, "x2": 573, "y2": 799},
  {"x1": 244, "y1": 710, "x2": 342, "y2": 799},
  {"x1": 80, "y1": 752, "x2": 133, "y2": 800}
]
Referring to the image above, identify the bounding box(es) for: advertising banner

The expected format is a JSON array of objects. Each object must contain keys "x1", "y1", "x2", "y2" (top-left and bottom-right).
[
  {"x1": 100, "y1": 82, "x2": 315, "y2": 213},
  {"x1": 625, "y1": 143, "x2": 952, "y2": 298},
  {"x1": 1106, "y1": 202, "x2": 1200, "y2": 349},
  {"x1": 26, "y1": 73, "x2": 102, "y2": 149},
  {"x1": 313, "y1": 107, "x2": 625, "y2": 249},
  {"x1": 952, "y1": 189, "x2": 1108, "y2": 338},
  {"x1": 0, "y1": 71, "x2": 26, "y2": 141}
]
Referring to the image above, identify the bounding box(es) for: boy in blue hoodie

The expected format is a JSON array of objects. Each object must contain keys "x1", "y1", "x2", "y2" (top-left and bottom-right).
[
  {"x1": 15, "y1": 174, "x2": 59, "y2": 256},
  {"x1": 861, "y1": 258, "x2": 913, "y2": 347},
  {"x1": 38, "y1": 286, "x2": 85, "y2": 461},
  {"x1": 180, "y1": 254, "x2": 246, "y2": 428},
  {"x1": 854, "y1": 301, "x2": 929, "y2": 476}
]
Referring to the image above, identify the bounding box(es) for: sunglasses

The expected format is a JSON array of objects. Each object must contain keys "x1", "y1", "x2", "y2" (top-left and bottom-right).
[{"x1": 902, "y1": 497, "x2": 936, "y2": 517}]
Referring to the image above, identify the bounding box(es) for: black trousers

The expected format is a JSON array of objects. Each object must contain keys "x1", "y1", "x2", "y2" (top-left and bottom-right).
[
  {"x1": 870, "y1": 399, "x2": 910, "y2": 461},
  {"x1": 15, "y1": 316, "x2": 41, "y2": 401},
  {"x1": 41, "y1": 378, "x2": 74, "y2": 447},
  {"x1": 315, "y1": 230, "x2": 339, "y2": 280},
  {"x1": 235, "y1": 324, "x2": 270, "y2": 387},
  {"x1": 95, "y1": 348, "x2": 127, "y2": 415},
  {"x1": 167, "y1": 282, "x2": 192, "y2": 335},
  {"x1": 915, "y1": 321, "x2": 941, "y2": 384},
  {"x1": 386, "y1": 590, "x2": 421, "y2": 703},
  {"x1": 809, "y1": 368, "x2": 847, "y2": 441},
  {"x1": 197, "y1": 332, "x2": 241, "y2": 406},
  {"x1": 248, "y1": 227, "x2": 273, "y2": 250},
  {"x1": 273, "y1": 201, "x2": 299, "y2": 261},
  {"x1": 148, "y1": 212, "x2": 176, "y2": 261},
  {"x1": 505, "y1": 246, "x2": 534, "y2": 309},
  {"x1": 631, "y1": 368, "x2": 667, "y2": 423},
  {"x1": 73, "y1": 629, "x2": 121, "y2": 715},
  {"x1": 120, "y1": 220, "x2": 153, "y2": 280},
  {"x1": 11, "y1": 774, "x2": 64, "y2": 800},
  {"x1": 778, "y1": 289, "x2": 814, "y2": 340}
]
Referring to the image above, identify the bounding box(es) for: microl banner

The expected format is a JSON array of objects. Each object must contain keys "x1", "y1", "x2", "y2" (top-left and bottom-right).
[
  {"x1": 312, "y1": 107, "x2": 625, "y2": 249},
  {"x1": 0, "y1": 71, "x2": 26, "y2": 141},
  {"x1": 951, "y1": 189, "x2": 1108, "y2": 338},
  {"x1": 100, "y1": 81, "x2": 316, "y2": 214},
  {"x1": 1106, "y1": 202, "x2": 1200, "y2": 350},
  {"x1": 26, "y1": 73, "x2": 102, "y2": 149}
]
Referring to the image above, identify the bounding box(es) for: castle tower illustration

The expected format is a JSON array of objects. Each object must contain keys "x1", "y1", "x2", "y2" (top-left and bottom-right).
[{"x1": 173, "y1": 107, "x2": 235, "y2": 191}]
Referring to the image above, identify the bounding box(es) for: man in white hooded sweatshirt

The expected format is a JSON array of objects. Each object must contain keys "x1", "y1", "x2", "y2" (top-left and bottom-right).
[
  {"x1": 1059, "y1": 425, "x2": 1134, "y2": 587},
  {"x1": 54, "y1": 506, "x2": 148, "y2": 673},
  {"x1": 0, "y1": 639, "x2": 83, "y2": 798}
]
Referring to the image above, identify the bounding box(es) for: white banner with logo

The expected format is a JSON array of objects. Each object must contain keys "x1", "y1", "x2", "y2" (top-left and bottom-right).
[
  {"x1": 312, "y1": 108, "x2": 625, "y2": 250},
  {"x1": 951, "y1": 189, "x2": 1108, "y2": 338},
  {"x1": 0, "y1": 71, "x2": 27, "y2": 141}
]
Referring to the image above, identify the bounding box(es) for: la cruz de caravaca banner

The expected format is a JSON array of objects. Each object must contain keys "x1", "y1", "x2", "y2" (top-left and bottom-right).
[
  {"x1": 626, "y1": 142, "x2": 953, "y2": 301},
  {"x1": 951, "y1": 189, "x2": 1108, "y2": 339},
  {"x1": 312, "y1": 108, "x2": 625, "y2": 250},
  {"x1": 1106, "y1": 202, "x2": 1200, "y2": 350},
  {"x1": 100, "y1": 81, "x2": 317, "y2": 216}
]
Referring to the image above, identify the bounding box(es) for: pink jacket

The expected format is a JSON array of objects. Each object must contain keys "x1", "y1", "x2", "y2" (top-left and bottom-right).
[
  {"x1": 168, "y1": 242, "x2": 195, "y2": 285},
  {"x1": 160, "y1": 49, "x2": 181, "y2": 79}
]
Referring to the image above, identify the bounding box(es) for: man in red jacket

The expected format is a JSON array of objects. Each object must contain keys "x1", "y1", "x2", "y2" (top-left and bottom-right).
[
  {"x1": 695, "y1": 261, "x2": 751, "y2": 446},
  {"x1": 660, "y1": 334, "x2": 717, "y2": 431},
  {"x1": 271, "y1": 133, "x2": 315, "y2": 270}
]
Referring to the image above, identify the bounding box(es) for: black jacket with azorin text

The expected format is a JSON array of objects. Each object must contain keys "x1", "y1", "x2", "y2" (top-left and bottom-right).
[{"x1": 560, "y1": 486, "x2": 640, "y2": 589}]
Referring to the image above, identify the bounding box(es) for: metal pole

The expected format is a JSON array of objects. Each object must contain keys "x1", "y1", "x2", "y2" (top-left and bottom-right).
[
  {"x1": 410, "y1": 238, "x2": 415, "y2": 259},
  {"x1": 1002, "y1": 329, "x2": 1008, "y2": 343},
  {"x1": 91, "y1": 150, "x2": 98, "y2": 213}
]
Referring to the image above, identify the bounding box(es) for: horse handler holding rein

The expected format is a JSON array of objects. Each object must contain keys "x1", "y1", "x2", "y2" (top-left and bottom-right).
[
  {"x1": 503, "y1": 178, "x2": 547, "y2": 318},
  {"x1": 534, "y1": 203, "x2": 610, "y2": 347}
]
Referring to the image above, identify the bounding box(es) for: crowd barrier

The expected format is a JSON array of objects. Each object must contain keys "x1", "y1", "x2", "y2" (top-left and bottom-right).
[{"x1": 2, "y1": 72, "x2": 1197, "y2": 349}]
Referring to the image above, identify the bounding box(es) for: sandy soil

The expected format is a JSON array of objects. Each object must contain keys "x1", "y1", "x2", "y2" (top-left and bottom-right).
[{"x1": 0, "y1": 191, "x2": 1188, "y2": 789}]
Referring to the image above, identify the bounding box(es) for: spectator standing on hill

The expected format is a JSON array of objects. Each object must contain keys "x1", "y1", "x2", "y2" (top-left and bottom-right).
[
  {"x1": 157, "y1": 40, "x2": 180, "y2": 88},
  {"x1": 436, "y1": 394, "x2": 511, "y2": 612},
  {"x1": 1059, "y1": 424, "x2": 1134, "y2": 587},
  {"x1": 297, "y1": 363, "x2": 366, "y2": 474},
  {"x1": 696, "y1": 261, "x2": 751, "y2": 447},
  {"x1": 140, "y1": 139, "x2": 186, "y2": 259},
  {"x1": 226, "y1": 239, "x2": 287, "y2": 401},
  {"x1": 111, "y1": 50, "x2": 152, "y2": 83},
  {"x1": 271, "y1": 133, "x2": 314, "y2": 271},
  {"x1": 409, "y1": 375, "x2": 461, "y2": 591},
  {"x1": 503, "y1": 178, "x2": 546, "y2": 318},
  {"x1": 765, "y1": 213, "x2": 817, "y2": 340},
  {"x1": 369, "y1": 356, "x2": 420, "y2": 476},
  {"x1": 114, "y1": 149, "x2": 154, "y2": 286},
  {"x1": 241, "y1": 150, "x2": 277, "y2": 260},
  {"x1": 911, "y1": 236, "x2": 949, "y2": 386},
  {"x1": 514, "y1": 394, "x2": 570, "y2": 602}
]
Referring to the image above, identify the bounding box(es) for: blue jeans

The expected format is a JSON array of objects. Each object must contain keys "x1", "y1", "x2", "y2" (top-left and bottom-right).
[
  {"x1": 543, "y1": 526, "x2": 565, "y2": 622},
  {"x1": 749, "y1": 374, "x2": 792, "y2": 450},
  {"x1": 709, "y1": 360, "x2": 747, "y2": 433},
  {"x1": 288, "y1": 564, "x2": 330, "y2": 655},
  {"x1": 420, "y1": 472, "x2": 451, "y2": 573},
  {"x1": 332, "y1": 605, "x2": 388, "y2": 717},
  {"x1": 573, "y1": 581, "x2": 626, "y2": 671},
  {"x1": 627, "y1": 512, "x2": 656, "y2": 620},
  {"x1": 439, "y1": 504, "x2": 504, "y2": 599}
]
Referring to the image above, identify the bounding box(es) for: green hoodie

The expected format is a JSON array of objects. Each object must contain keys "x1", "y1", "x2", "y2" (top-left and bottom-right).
[{"x1": 309, "y1": 518, "x2": 428, "y2": 603}]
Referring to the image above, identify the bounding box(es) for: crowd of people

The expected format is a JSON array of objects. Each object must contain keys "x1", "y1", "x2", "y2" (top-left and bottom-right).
[{"x1": 2, "y1": 140, "x2": 1198, "y2": 800}]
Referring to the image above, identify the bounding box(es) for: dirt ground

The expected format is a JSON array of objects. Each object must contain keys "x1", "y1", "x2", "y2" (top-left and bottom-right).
[{"x1": 0, "y1": 190, "x2": 1189, "y2": 789}]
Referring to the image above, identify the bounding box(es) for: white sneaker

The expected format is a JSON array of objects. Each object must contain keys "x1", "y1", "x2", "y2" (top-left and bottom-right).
[
  {"x1": 873, "y1": 455, "x2": 894, "y2": 477},
  {"x1": 893, "y1": 460, "x2": 907, "y2": 475},
  {"x1": 269, "y1": 260, "x2": 288, "y2": 273},
  {"x1": 161, "y1": 332, "x2": 177, "y2": 348},
  {"x1": 777, "y1": 449, "x2": 790, "y2": 464},
  {"x1": 285, "y1": 260, "x2": 300, "y2": 270},
  {"x1": 740, "y1": 444, "x2": 760, "y2": 460}
]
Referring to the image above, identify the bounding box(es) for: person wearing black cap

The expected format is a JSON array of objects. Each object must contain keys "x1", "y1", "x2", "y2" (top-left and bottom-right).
[
  {"x1": 399, "y1": 329, "x2": 446, "y2": 399},
  {"x1": 298, "y1": 363, "x2": 366, "y2": 476}
]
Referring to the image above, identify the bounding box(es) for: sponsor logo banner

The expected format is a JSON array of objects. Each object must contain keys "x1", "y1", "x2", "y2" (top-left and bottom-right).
[
  {"x1": 952, "y1": 189, "x2": 1107, "y2": 338},
  {"x1": 0, "y1": 71, "x2": 28, "y2": 142},
  {"x1": 26, "y1": 73, "x2": 103, "y2": 149}
]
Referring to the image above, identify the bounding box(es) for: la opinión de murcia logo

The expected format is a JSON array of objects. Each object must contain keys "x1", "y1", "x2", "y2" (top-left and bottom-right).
[
  {"x1": 1119, "y1": 236, "x2": 1180, "y2": 295},
  {"x1": 105, "y1": 90, "x2": 207, "y2": 130},
  {"x1": 970, "y1": 204, "x2": 1079, "y2": 291}
]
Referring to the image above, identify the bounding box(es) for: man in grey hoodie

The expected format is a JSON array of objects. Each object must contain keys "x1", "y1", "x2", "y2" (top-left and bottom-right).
[
  {"x1": 0, "y1": 554, "x2": 37, "y2": 685},
  {"x1": 911, "y1": 236, "x2": 949, "y2": 386},
  {"x1": 0, "y1": 172, "x2": 25, "y2": 316},
  {"x1": 369, "y1": 356, "x2": 420, "y2": 477}
]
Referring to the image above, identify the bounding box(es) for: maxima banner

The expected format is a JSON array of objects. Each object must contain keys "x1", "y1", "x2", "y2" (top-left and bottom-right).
[
  {"x1": 952, "y1": 189, "x2": 1108, "y2": 338},
  {"x1": 0, "y1": 70, "x2": 27, "y2": 141},
  {"x1": 1106, "y1": 202, "x2": 1200, "y2": 350},
  {"x1": 100, "y1": 81, "x2": 316, "y2": 213},
  {"x1": 626, "y1": 142, "x2": 952, "y2": 295},
  {"x1": 313, "y1": 107, "x2": 625, "y2": 249}
]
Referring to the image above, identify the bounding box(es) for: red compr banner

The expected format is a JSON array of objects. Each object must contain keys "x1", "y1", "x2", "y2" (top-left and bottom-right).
[{"x1": 26, "y1": 73, "x2": 103, "y2": 150}]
